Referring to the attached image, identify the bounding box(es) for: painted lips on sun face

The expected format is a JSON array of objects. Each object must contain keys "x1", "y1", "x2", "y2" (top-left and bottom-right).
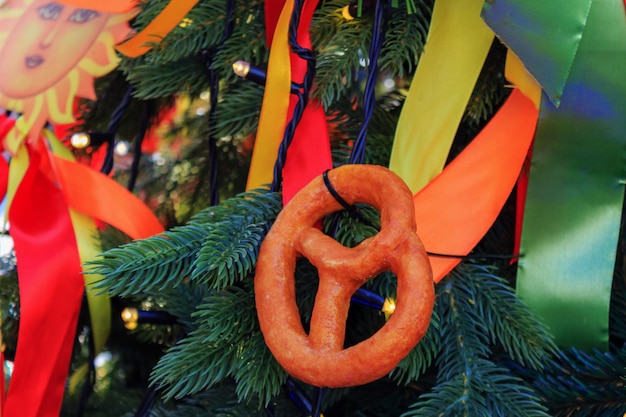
[{"x1": 25, "y1": 55, "x2": 44, "y2": 69}]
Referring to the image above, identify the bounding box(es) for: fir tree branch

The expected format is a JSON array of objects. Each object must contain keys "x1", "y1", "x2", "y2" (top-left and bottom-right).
[
  {"x1": 155, "y1": 283, "x2": 210, "y2": 331},
  {"x1": 87, "y1": 223, "x2": 213, "y2": 297},
  {"x1": 403, "y1": 262, "x2": 551, "y2": 417},
  {"x1": 391, "y1": 310, "x2": 441, "y2": 385},
  {"x1": 462, "y1": 39, "x2": 509, "y2": 128},
  {"x1": 191, "y1": 216, "x2": 268, "y2": 289},
  {"x1": 378, "y1": 0, "x2": 432, "y2": 78},
  {"x1": 147, "y1": 386, "x2": 261, "y2": 417},
  {"x1": 210, "y1": 81, "x2": 264, "y2": 139},
  {"x1": 151, "y1": 283, "x2": 287, "y2": 406},
  {"x1": 233, "y1": 331, "x2": 288, "y2": 407},
  {"x1": 87, "y1": 190, "x2": 281, "y2": 298},
  {"x1": 123, "y1": 57, "x2": 210, "y2": 100},
  {"x1": 469, "y1": 263, "x2": 558, "y2": 370},
  {"x1": 523, "y1": 347, "x2": 626, "y2": 417},
  {"x1": 311, "y1": 6, "x2": 374, "y2": 109},
  {"x1": 191, "y1": 285, "x2": 257, "y2": 346}
]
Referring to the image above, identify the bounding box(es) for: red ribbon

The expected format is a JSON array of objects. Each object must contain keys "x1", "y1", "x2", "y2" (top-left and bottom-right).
[
  {"x1": 265, "y1": 0, "x2": 332, "y2": 204},
  {"x1": 0, "y1": 117, "x2": 163, "y2": 416},
  {"x1": 4, "y1": 145, "x2": 85, "y2": 417}
]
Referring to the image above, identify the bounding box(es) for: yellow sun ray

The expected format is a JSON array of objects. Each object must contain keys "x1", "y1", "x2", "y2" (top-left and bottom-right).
[{"x1": 0, "y1": 0, "x2": 135, "y2": 152}]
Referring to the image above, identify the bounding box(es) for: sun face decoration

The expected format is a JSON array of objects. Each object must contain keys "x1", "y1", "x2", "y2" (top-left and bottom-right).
[{"x1": 0, "y1": 0, "x2": 134, "y2": 152}]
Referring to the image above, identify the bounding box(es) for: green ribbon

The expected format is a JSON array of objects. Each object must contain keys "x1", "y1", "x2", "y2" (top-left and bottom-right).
[
  {"x1": 482, "y1": 0, "x2": 593, "y2": 106},
  {"x1": 514, "y1": 0, "x2": 626, "y2": 350}
]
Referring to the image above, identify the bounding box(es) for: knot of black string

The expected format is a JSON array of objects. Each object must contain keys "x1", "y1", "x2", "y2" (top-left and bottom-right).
[
  {"x1": 322, "y1": 169, "x2": 378, "y2": 231},
  {"x1": 200, "y1": 0, "x2": 235, "y2": 206}
]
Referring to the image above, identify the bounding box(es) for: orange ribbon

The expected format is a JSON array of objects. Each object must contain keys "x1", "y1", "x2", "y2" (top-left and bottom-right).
[
  {"x1": 50, "y1": 154, "x2": 163, "y2": 237},
  {"x1": 413, "y1": 90, "x2": 538, "y2": 282},
  {"x1": 116, "y1": 0, "x2": 199, "y2": 58}
]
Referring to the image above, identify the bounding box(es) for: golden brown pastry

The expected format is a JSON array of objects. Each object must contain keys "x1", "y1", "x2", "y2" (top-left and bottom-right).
[{"x1": 255, "y1": 164, "x2": 434, "y2": 388}]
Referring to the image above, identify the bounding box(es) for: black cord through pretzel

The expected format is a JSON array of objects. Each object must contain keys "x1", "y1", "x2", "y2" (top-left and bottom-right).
[
  {"x1": 322, "y1": 170, "x2": 358, "y2": 218},
  {"x1": 322, "y1": 169, "x2": 378, "y2": 230}
]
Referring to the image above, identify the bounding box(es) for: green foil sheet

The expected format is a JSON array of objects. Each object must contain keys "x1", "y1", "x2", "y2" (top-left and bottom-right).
[
  {"x1": 482, "y1": 0, "x2": 593, "y2": 106},
  {"x1": 516, "y1": 0, "x2": 626, "y2": 350}
]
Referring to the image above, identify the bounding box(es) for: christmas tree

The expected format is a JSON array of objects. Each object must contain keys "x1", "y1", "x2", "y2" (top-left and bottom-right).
[{"x1": 2, "y1": 0, "x2": 626, "y2": 416}]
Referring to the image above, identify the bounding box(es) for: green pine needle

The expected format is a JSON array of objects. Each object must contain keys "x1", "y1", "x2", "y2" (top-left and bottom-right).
[
  {"x1": 147, "y1": 387, "x2": 260, "y2": 417},
  {"x1": 403, "y1": 261, "x2": 554, "y2": 417},
  {"x1": 525, "y1": 347, "x2": 626, "y2": 417},
  {"x1": 151, "y1": 282, "x2": 286, "y2": 405},
  {"x1": 191, "y1": 285, "x2": 257, "y2": 345},
  {"x1": 86, "y1": 189, "x2": 281, "y2": 298},
  {"x1": 87, "y1": 223, "x2": 213, "y2": 298},
  {"x1": 391, "y1": 310, "x2": 441, "y2": 384},
  {"x1": 191, "y1": 216, "x2": 269, "y2": 289},
  {"x1": 468, "y1": 264, "x2": 558, "y2": 370}
]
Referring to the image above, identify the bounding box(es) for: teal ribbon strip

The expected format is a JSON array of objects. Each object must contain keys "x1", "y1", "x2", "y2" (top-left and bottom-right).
[
  {"x1": 516, "y1": 0, "x2": 626, "y2": 350},
  {"x1": 482, "y1": 0, "x2": 592, "y2": 106}
]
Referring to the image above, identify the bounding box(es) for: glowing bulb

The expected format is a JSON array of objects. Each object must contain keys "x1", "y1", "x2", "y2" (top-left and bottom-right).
[
  {"x1": 115, "y1": 140, "x2": 130, "y2": 156},
  {"x1": 342, "y1": 5, "x2": 355, "y2": 20},
  {"x1": 70, "y1": 132, "x2": 90, "y2": 149},
  {"x1": 382, "y1": 298, "x2": 396, "y2": 320},
  {"x1": 232, "y1": 60, "x2": 300, "y2": 94},
  {"x1": 383, "y1": 78, "x2": 395, "y2": 90},
  {"x1": 179, "y1": 17, "x2": 193, "y2": 28},
  {"x1": 232, "y1": 60, "x2": 251, "y2": 78},
  {"x1": 121, "y1": 307, "x2": 139, "y2": 330}
]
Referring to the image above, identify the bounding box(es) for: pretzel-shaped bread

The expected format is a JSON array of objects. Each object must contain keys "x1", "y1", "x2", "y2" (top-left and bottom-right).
[{"x1": 255, "y1": 164, "x2": 434, "y2": 387}]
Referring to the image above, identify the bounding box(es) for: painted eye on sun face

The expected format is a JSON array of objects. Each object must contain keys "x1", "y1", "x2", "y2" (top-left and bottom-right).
[
  {"x1": 37, "y1": 2, "x2": 63, "y2": 20},
  {"x1": 67, "y1": 9, "x2": 100, "y2": 24}
]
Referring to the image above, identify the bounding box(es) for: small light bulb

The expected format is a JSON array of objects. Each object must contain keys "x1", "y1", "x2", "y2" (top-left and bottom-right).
[
  {"x1": 232, "y1": 60, "x2": 251, "y2": 78},
  {"x1": 70, "y1": 132, "x2": 91, "y2": 149},
  {"x1": 382, "y1": 298, "x2": 396, "y2": 320},
  {"x1": 121, "y1": 307, "x2": 139, "y2": 330},
  {"x1": 179, "y1": 17, "x2": 193, "y2": 28},
  {"x1": 115, "y1": 140, "x2": 130, "y2": 156},
  {"x1": 342, "y1": 5, "x2": 355, "y2": 20}
]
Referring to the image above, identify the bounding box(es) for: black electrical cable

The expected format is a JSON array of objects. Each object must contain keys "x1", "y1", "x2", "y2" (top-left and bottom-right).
[
  {"x1": 127, "y1": 100, "x2": 154, "y2": 192},
  {"x1": 100, "y1": 85, "x2": 134, "y2": 175},
  {"x1": 349, "y1": 0, "x2": 388, "y2": 164},
  {"x1": 201, "y1": 0, "x2": 235, "y2": 206},
  {"x1": 73, "y1": 296, "x2": 96, "y2": 417}
]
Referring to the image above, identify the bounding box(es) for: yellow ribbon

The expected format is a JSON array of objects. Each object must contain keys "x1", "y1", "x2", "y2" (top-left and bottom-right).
[
  {"x1": 46, "y1": 131, "x2": 110, "y2": 359},
  {"x1": 505, "y1": 49, "x2": 542, "y2": 109},
  {"x1": 388, "y1": 0, "x2": 494, "y2": 194},
  {"x1": 4, "y1": 112, "x2": 40, "y2": 157},
  {"x1": 116, "y1": 0, "x2": 199, "y2": 58},
  {"x1": 245, "y1": 0, "x2": 294, "y2": 191}
]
